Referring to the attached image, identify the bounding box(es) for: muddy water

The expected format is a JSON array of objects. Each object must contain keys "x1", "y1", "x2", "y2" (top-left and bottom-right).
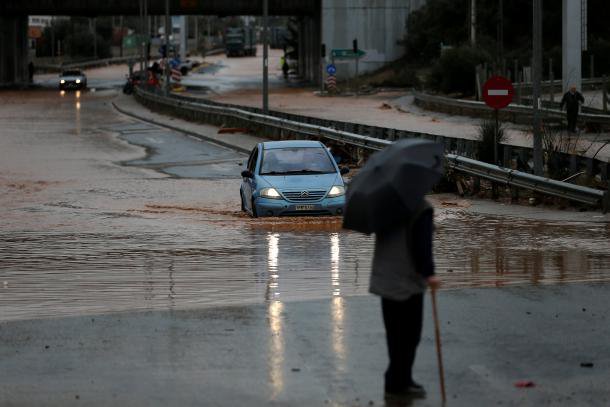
[
  {"x1": 1, "y1": 209, "x2": 608, "y2": 322},
  {"x1": 1, "y1": 90, "x2": 609, "y2": 322}
]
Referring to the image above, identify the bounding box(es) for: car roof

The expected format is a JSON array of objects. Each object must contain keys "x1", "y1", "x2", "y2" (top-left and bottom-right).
[{"x1": 262, "y1": 140, "x2": 324, "y2": 150}]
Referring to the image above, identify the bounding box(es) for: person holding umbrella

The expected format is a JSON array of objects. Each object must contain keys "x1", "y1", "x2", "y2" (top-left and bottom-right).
[{"x1": 343, "y1": 139, "x2": 445, "y2": 402}]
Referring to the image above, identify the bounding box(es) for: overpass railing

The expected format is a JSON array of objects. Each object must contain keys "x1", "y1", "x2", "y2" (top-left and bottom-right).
[{"x1": 133, "y1": 87, "x2": 609, "y2": 212}]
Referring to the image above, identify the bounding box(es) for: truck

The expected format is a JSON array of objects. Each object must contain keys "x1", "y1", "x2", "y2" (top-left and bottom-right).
[{"x1": 224, "y1": 27, "x2": 257, "y2": 57}]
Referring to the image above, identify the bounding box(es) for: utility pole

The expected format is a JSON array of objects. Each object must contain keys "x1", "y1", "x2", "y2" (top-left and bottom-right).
[
  {"x1": 497, "y1": 0, "x2": 504, "y2": 73},
  {"x1": 164, "y1": 0, "x2": 171, "y2": 95},
  {"x1": 262, "y1": 0, "x2": 269, "y2": 113},
  {"x1": 470, "y1": 0, "x2": 477, "y2": 46},
  {"x1": 532, "y1": 0, "x2": 544, "y2": 176},
  {"x1": 144, "y1": 0, "x2": 149, "y2": 64}
]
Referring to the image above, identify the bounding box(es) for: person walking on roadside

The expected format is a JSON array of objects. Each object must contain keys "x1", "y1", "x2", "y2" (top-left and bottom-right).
[
  {"x1": 560, "y1": 85, "x2": 585, "y2": 132},
  {"x1": 369, "y1": 200, "x2": 440, "y2": 401}
]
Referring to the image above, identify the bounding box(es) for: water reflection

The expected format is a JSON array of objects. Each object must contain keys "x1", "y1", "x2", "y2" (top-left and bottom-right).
[
  {"x1": 266, "y1": 233, "x2": 280, "y2": 301},
  {"x1": 265, "y1": 232, "x2": 284, "y2": 399},
  {"x1": 267, "y1": 299, "x2": 284, "y2": 400},
  {"x1": 330, "y1": 233, "x2": 340, "y2": 297},
  {"x1": 0, "y1": 212, "x2": 608, "y2": 321}
]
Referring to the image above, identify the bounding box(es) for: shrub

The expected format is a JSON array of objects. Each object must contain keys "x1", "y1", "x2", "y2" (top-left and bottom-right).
[
  {"x1": 427, "y1": 46, "x2": 492, "y2": 96},
  {"x1": 477, "y1": 120, "x2": 506, "y2": 164}
]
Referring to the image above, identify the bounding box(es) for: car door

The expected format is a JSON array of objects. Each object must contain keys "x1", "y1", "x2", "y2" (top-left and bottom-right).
[{"x1": 242, "y1": 145, "x2": 259, "y2": 211}]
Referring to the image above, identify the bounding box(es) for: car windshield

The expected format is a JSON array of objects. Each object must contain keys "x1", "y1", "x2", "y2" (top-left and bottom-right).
[
  {"x1": 260, "y1": 147, "x2": 336, "y2": 175},
  {"x1": 62, "y1": 71, "x2": 82, "y2": 76}
]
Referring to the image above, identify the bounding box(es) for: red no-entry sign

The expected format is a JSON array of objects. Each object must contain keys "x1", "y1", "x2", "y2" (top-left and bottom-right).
[{"x1": 482, "y1": 75, "x2": 514, "y2": 110}]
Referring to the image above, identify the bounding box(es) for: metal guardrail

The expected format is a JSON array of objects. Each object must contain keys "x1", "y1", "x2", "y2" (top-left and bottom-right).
[
  {"x1": 413, "y1": 91, "x2": 610, "y2": 127},
  {"x1": 134, "y1": 87, "x2": 608, "y2": 212},
  {"x1": 36, "y1": 56, "x2": 135, "y2": 72},
  {"x1": 447, "y1": 155, "x2": 608, "y2": 212}
]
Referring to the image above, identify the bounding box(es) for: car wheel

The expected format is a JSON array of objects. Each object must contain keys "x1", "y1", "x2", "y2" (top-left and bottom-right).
[{"x1": 251, "y1": 198, "x2": 258, "y2": 218}]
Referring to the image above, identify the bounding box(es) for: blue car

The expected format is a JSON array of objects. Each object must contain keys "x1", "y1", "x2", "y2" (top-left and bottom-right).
[{"x1": 240, "y1": 140, "x2": 349, "y2": 217}]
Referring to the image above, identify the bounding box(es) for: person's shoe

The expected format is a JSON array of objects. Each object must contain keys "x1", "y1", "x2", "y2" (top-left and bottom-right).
[{"x1": 405, "y1": 381, "x2": 426, "y2": 396}]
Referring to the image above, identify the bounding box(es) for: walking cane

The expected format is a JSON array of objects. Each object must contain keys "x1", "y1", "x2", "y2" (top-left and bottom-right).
[{"x1": 431, "y1": 286, "x2": 447, "y2": 403}]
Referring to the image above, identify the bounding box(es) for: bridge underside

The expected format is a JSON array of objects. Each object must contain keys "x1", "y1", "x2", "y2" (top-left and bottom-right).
[{"x1": 0, "y1": 0, "x2": 317, "y2": 17}]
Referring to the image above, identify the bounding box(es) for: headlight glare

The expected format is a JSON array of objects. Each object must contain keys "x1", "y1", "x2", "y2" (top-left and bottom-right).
[
  {"x1": 76, "y1": 79, "x2": 81, "y2": 84},
  {"x1": 60, "y1": 79, "x2": 65, "y2": 84},
  {"x1": 260, "y1": 187, "x2": 281, "y2": 199},
  {"x1": 328, "y1": 185, "x2": 345, "y2": 197}
]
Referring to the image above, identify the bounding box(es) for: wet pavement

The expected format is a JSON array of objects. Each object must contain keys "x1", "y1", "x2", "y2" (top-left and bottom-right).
[
  {"x1": 1, "y1": 284, "x2": 609, "y2": 406},
  {"x1": 1, "y1": 88, "x2": 609, "y2": 405}
]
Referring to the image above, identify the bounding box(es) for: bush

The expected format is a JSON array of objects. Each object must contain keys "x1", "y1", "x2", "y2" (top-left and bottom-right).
[
  {"x1": 477, "y1": 120, "x2": 506, "y2": 164},
  {"x1": 427, "y1": 46, "x2": 491, "y2": 96}
]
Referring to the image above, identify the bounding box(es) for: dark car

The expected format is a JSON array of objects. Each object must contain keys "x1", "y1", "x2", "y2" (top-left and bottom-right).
[{"x1": 59, "y1": 70, "x2": 87, "y2": 91}]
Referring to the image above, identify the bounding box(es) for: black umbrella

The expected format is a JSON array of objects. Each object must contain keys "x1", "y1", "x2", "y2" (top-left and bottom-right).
[{"x1": 343, "y1": 139, "x2": 444, "y2": 234}]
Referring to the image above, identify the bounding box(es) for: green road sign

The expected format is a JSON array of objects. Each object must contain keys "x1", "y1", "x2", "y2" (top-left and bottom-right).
[
  {"x1": 122, "y1": 34, "x2": 147, "y2": 49},
  {"x1": 330, "y1": 49, "x2": 366, "y2": 59}
]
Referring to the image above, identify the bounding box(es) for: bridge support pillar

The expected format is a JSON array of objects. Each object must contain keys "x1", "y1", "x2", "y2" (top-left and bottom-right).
[
  {"x1": 562, "y1": 0, "x2": 582, "y2": 92},
  {"x1": 0, "y1": 15, "x2": 29, "y2": 87}
]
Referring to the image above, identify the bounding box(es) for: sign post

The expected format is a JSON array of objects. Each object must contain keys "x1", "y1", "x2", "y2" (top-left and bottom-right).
[{"x1": 482, "y1": 75, "x2": 514, "y2": 165}]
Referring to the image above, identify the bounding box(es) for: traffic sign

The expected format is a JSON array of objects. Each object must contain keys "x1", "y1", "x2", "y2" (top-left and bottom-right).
[
  {"x1": 331, "y1": 49, "x2": 366, "y2": 59},
  {"x1": 482, "y1": 75, "x2": 514, "y2": 109},
  {"x1": 326, "y1": 64, "x2": 337, "y2": 75}
]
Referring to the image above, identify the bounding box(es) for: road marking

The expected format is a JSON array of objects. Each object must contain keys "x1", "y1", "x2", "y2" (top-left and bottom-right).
[{"x1": 488, "y1": 89, "x2": 509, "y2": 96}]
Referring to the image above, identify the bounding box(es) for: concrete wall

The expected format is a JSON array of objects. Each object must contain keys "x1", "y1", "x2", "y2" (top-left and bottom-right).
[
  {"x1": 0, "y1": 16, "x2": 29, "y2": 87},
  {"x1": 321, "y1": 0, "x2": 416, "y2": 79}
]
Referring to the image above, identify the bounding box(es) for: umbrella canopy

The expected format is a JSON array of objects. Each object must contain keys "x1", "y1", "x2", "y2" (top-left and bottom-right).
[{"x1": 343, "y1": 139, "x2": 444, "y2": 234}]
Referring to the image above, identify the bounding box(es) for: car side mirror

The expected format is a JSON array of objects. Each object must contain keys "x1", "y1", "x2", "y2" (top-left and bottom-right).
[
  {"x1": 340, "y1": 167, "x2": 350, "y2": 175},
  {"x1": 241, "y1": 170, "x2": 254, "y2": 178}
]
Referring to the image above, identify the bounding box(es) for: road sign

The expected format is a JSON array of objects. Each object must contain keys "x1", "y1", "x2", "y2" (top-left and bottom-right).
[
  {"x1": 330, "y1": 49, "x2": 366, "y2": 59},
  {"x1": 482, "y1": 75, "x2": 514, "y2": 109},
  {"x1": 326, "y1": 75, "x2": 337, "y2": 92},
  {"x1": 326, "y1": 64, "x2": 337, "y2": 75}
]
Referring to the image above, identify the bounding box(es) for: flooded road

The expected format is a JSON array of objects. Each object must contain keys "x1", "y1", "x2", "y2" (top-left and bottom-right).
[{"x1": 1, "y1": 90, "x2": 609, "y2": 322}]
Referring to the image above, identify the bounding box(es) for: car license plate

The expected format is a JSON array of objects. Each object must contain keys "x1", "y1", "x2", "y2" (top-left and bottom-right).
[{"x1": 295, "y1": 205, "x2": 316, "y2": 211}]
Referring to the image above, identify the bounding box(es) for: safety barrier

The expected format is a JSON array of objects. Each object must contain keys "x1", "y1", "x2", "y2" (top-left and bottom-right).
[
  {"x1": 413, "y1": 91, "x2": 610, "y2": 127},
  {"x1": 446, "y1": 155, "x2": 608, "y2": 212}
]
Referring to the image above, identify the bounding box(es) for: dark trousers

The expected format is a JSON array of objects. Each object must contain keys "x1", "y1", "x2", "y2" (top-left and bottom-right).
[
  {"x1": 566, "y1": 109, "x2": 578, "y2": 132},
  {"x1": 382, "y1": 293, "x2": 424, "y2": 393}
]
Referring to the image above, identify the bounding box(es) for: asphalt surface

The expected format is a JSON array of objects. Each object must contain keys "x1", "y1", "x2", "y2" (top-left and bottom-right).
[{"x1": 1, "y1": 283, "x2": 608, "y2": 406}]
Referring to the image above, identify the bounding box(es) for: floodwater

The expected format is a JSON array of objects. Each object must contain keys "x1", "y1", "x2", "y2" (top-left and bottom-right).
[{"x1": 1, "y1": 90, "x2": 609, "y2": 322}]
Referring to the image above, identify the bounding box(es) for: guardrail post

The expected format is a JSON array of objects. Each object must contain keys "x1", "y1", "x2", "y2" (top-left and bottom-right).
[
  {"x1": 603, "y1": 76, "x2": 608, "y2": 113},
  {"x1": 503, "y1": 145, "x2": 511, "y2": 167},
  {"x1": 585, "y1": 157, "x2": 594, "y2": 178}
]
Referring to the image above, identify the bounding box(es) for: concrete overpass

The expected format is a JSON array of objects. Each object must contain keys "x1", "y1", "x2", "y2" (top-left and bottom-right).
[{"x1": 1, "y1": 0, "x2": 415, "y2": 87}]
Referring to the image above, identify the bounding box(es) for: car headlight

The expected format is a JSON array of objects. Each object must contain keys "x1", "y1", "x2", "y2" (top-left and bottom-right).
[
  {"x1": 60, "y1": 79, "x2": 65, "y2": 84},
  {"x1": 260, "y1": 187, "x2": 282, "y2": 199},
  {"x1": 76, "y1": 79, "x2": 81, "y2": 84},
  {"x1": 327, "y1": 185, "x2": 345, "y2": 197}
]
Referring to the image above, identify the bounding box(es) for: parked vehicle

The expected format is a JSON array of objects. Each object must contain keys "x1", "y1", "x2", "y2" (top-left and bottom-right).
[
  {"x1": 240, "y1": 140, "x2": 349, "y2": 217},
  {"x1": 59, "y1": 70, "x2": 87, "y2": 91},
  {"x1": 224, "y1": 27, "x2": 257, "y2": 57}
]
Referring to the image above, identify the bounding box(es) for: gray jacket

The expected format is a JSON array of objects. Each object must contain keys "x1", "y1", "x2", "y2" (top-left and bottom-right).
[{"x1": 369, "y1": 201, "x2": 431, "y2": 301}]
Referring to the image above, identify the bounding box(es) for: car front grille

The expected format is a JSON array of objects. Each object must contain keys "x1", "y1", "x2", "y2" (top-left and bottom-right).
[{"x1": 282, "y1": 190, "x2": 327, "y2": 202}]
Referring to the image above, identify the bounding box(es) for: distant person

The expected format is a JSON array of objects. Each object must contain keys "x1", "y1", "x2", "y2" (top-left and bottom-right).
[
  {"x1": 560, "y1": 85, "x2": 585, "y2": 133},
  {"x1": 28, "y1": 62, "x2": 34, "y2": 83},
  {"x1": 282, "y1": 59, "x2": 289, "y2": 79},
  {"x1": 370, "y1": 200, "x2": 440, "y2": 402}
]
